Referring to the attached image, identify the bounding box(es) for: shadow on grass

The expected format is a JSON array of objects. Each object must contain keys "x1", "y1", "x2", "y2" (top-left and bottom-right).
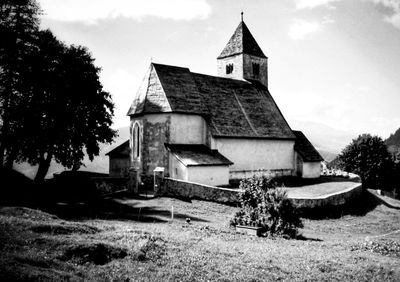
[
  {"x1": 295, "y1": 234, "x2": 323, "y2": 242},
  {"x1": 41, "y1": 195, "x2": 209, "y2": 224},
  {"x1": 299, "y1": 189, "x2": 379, "y2": 219},
  {"x1": 0, "y1": 168, "x2": 208, "y2": 223}
]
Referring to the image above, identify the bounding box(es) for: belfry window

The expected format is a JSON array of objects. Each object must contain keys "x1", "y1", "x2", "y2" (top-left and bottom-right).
[
  {"x1": 252, "y1": 63, "x2": 260, "y2": 76},
  {"x1": 226, "y1": 64, "x2": 233, "y2": 74},
  {"x1": 133, "y1": 123, "x2": 140, "y2": 158}
]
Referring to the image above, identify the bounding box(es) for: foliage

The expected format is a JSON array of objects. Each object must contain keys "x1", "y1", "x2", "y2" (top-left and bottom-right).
[
  {"x1": 13, "y1": 30, "x2": 116, "y2": 182},
  {"x1": 326, "y1": 156, "x2": 343, "y2": 170},
  {"x1": 231, "y1": 174, "x2": 303, "y2": 238},
  {"x1": 337, "y1": 134, "x2": 393, "y2": 189},
  {"x1": 0, "y1": 0, "x2": 116, "y2": 181},
  {"x1": 238, "y1": 174, "x2": 277, "y2": 208},
  {"x1": 385, "y1": 127, "x2": 400, "y2": 148},
  {"x1": 0, "y1": 0, "x2": 41, "y2": 167}
]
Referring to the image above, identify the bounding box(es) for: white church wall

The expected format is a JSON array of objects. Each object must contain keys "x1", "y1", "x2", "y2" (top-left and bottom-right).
[
  {"x1": 169, "y1": 153, "x2": 188, "y2": 181},
  {"x1": 170, "y1": 114, "x2": 206, "y2": 144},
  {"x1": 302, "y1": 162, "x2": 321, "y2": 178},
  {"x1": 187, "y1": 166, "x2": 230, "y2": 186},
  {"x1": 211, "y1": 138, "x2": 295, "y2": 179},
  {"x1": 217, "y1": 54, "x2": 244, "y2": 80}
]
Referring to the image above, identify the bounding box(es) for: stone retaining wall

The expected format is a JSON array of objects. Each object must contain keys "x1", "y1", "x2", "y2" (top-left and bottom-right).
[
  {"x1": 160, "y1": 178, "x2": 363, "y2": 209},
  {"x1": 160, "y1": 178, "x2": 242, "y2": 204},
  {"x1": 289, "y1": 183, "x2": 363, "y2": 209},
  {"x1": 91, "y1": 177, "x2": 129, "y2": 195}
]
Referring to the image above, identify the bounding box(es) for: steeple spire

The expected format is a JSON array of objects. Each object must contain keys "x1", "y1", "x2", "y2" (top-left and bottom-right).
[
  {"x1": 217, "y1": 20, "x2": 267, "y2": 59},
  {"x1": 217, "y1": 18, "x2": 269, "y2": 87}
]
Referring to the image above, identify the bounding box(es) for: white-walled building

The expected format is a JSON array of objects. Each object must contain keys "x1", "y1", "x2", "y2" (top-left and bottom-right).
[{"x1": 122, "y1": 18, "x2": 323, "y2": 186}]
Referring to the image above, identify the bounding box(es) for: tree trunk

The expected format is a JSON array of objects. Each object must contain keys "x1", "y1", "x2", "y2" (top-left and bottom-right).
[
  {"x1": 4, "y1": 145, "x2": 18, "y2": 169},
  {"x1": 0, "y1": 85, "x2": 12, "y2": 168},
  {"x1": 34, "y1": 153, "x2": 52, "y2": 183}
]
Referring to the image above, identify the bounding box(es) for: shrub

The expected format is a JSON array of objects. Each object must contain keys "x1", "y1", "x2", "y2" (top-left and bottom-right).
[{"x1": 231, "y1": 174, "x2": 303, "y2": 238}]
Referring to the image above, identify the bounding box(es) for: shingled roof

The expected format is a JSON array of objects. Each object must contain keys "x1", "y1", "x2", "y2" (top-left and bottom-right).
[
  {"x1": 127, "y1": 63, "x2": 295, "y2": 139},
  {"x1": 165, "y1": 144, "x2": 233, "y2": 167},
  {"x1": 293, "y1": 131, "x2": 323, "y2": 162},
  {"x1": 217, "y1": 20, "x2": 267, "y2": 59},
  {"x1": 105, "y1": 140, "x2": 130, "y2": 157}
]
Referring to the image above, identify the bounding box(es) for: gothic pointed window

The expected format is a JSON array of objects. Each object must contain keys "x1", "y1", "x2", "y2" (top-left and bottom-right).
[{"x1": 133, "y1": 123, "x2": 140, "y2": 158}]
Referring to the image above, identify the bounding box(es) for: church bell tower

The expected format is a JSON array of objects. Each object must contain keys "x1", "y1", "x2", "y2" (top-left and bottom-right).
[{"x1": 217, "y1": 13, "x2": 268, "y2": 87}]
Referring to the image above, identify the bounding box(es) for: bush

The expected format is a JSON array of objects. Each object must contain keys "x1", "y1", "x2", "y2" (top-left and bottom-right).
[{"x1": 231, "y1": 174, "x2": 303, "y2": 238}]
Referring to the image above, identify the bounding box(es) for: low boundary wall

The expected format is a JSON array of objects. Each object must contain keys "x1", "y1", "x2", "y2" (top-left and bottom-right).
[
  {"x1": 288, "y1": 183, "x2": 363, "y2": 209},
  {"x1": 160, "y1": 178, "x2": 242, "y2": 204},
  {"x1": 160, "y1": 178, "x2": 363, "y2": 209},
  {"x1": 91, "y1": 177, "x2": 129, "y2": 195}
]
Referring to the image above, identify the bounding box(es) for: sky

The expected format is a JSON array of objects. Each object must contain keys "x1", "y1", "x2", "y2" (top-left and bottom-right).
[{"x1": 38, "y1": 0, "x2": 400, "y2": 139}]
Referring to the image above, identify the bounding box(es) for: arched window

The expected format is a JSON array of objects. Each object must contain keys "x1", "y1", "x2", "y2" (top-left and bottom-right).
[{"x1": 133, "y1": 123, "x2": 140, "y2": 158}]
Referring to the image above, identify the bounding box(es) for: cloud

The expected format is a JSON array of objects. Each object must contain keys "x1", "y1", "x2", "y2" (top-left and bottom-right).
[
  {"x1": 368, "y1": 0, "x2": 400, "y2": 29},
  {"x1": 288, "y1": 19, "x2": 321, "y2": 39},
  {"x1": 294, "y1": 0, "x2": 341, "y2": 9},
  {"x1": 101, "y1": 69, "x2": 139, "y2": 128},
  {"x1": 39, "y1": 0, "x2": 211, "y2": 24}
]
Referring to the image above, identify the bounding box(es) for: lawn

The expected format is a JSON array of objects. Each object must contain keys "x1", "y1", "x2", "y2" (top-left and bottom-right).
[{"x1": 0, "y1": 196, "x2": 399, "y2": 281}]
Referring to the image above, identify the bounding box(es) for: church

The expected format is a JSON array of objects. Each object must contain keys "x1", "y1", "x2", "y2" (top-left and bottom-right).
[{"x1": 109, "y1": 17, "x2": 323, "y2": 187}]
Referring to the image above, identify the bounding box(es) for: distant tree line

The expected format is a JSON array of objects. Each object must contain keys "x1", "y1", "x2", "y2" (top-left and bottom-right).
[
  {"x1": 330, "y1": 134, "x2": 400, "y2": 198},
  {"x1": 0, "y1": 0, "x2": 116, "y2": 182},
  {"x1": 386, "y1": 128, "x2": 400, "y2": 148}
]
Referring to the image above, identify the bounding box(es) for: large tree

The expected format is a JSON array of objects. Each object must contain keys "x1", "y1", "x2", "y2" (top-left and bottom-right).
[
  {"x1": 15, "y1": 30, "x2": 116, "y2": 182},
  {"x1": 0, "y1": 0, "x2": 40, "y2": 167},
  {"x1": 338, "y1": 134, "x2": 393, "y2": 189}
]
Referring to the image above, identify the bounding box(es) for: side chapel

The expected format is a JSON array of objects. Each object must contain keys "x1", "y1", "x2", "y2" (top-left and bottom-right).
[{"x1": 108, "y1": 17, "x2": 323, "y2": 186}]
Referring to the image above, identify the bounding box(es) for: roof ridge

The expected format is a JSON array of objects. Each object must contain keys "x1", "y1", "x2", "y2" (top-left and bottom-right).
[{"x1": 151, "y1": 62, "x2": 190, "y2": 70}]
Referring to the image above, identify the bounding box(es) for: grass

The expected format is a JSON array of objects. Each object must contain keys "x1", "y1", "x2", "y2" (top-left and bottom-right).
[{"x1": 1, "y1": 197, "x2": 400, "y2": 281}]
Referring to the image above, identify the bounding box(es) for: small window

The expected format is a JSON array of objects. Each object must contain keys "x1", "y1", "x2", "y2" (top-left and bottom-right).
[
  {"x1": 226, "y1": 64, "x2": 233, "y2": 74},
  {"x1": 252, "y1": 63, "x2": 260, "y2": 76}
]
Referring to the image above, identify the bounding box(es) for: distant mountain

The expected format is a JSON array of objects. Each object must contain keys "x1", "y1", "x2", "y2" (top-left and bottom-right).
[
  {"x1": 13, "y1": 126, "x2": 130, "y2": 179},
  {"x1": 385, "y1": 127, "x2": 400, "y2": 154},
  {"x1": 288, "y1": 120, "x2": 357, "y2": 162}
]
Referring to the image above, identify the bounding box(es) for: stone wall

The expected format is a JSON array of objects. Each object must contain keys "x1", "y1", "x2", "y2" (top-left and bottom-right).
[
  {"x1": 109, "y1": 157, "x2": 130, "y2": 178},
  {"x1": 160, "y1": 177, "x2": 242, "y2": 204},
  {"x1": 230, "y1": 169, "x2": 294, "y2": 181},
  {"x1": 242, "y1": 54, "x2": 268, "y2": 87},
  {"x1": 91, "y1": 177, "x2": 129, "y2": 195},
  {"x1": 288, "y1": 183, "x2": 363, "y2": 209},
  {"x1": 130, "y1": 114, "x2": 171, "y2": 177},
  {"x1": 159, "y1": 177, "x2": 363, "y2": 210}
]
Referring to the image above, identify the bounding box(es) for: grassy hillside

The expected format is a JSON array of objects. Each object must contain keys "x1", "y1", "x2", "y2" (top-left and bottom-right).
[
  {"x1": 13, "y1": 126, "x2": 130, "y2": 179},
  {"x1": 1, "y1": 197, "x2": 399, "y2": 281}
]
